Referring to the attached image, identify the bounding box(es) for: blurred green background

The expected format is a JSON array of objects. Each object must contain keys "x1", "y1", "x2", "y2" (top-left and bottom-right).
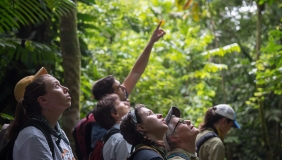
[{"x1": 1, "y1": 0, "x2": 281, "y2": 159}]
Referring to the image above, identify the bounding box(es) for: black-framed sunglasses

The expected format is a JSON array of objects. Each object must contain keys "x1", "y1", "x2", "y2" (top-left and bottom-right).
[
  {"x1": 172, "y1": 119, "x2": 186, "y2": 134},
  {"x1": 166, "y1": 118, "x2": 186, "y2": 144}
]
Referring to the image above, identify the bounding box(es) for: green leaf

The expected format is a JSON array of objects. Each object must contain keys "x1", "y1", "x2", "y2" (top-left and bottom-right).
[{"x1": 0, "y1": 113, "x2": 14, "y2": 120}]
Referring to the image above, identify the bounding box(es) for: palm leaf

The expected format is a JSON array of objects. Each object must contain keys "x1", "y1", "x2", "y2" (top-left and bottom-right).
[
  {"x1": 0, "y1": 0, "x2": 76, "y2": 32},
  {"x1": 0, "y1": 37, "x2": 57, "y2": 64},
  {"x1": 0, "y1": 113, "x2": 14, "y2": 120}
]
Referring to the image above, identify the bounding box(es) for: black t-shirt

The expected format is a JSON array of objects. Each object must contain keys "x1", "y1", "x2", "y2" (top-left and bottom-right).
[{"x1": 132, "y1": 149, "x2": 163, "y2": 160}]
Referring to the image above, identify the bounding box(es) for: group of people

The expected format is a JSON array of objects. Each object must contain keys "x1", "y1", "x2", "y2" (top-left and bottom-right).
[
  {"x1": 0, "y1": 21, "x2": 240, "y2": 160},
  {"x1": 93, "y1": 93, "x2": 240, "y2": 160}
]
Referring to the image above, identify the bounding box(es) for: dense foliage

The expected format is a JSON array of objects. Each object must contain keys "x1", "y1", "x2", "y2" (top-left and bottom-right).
[{"x1": 0, "y1": 0, "x2": 281, "y2": 159}]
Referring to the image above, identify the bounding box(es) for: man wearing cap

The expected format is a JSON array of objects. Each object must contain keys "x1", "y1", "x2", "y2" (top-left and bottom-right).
[
  {"x1": 164, "y1": 106, "x2": 199, "y2": 160},
  {"x1": 196, "y1": 104, "x2": 240, "y2": 160}
]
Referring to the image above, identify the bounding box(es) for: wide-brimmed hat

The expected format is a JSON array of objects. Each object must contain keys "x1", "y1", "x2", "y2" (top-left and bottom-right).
[{"x1": 14, "y1": 67, "x2": 48, "y2": 102}]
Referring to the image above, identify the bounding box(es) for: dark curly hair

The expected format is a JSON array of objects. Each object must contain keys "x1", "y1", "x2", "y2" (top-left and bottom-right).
[
  {"x1": 8, "y1": 74, "x2": 49, "y2": 140},
  {"x1": 199, "y1": 107, "x2": 232, "y2": 132},
  {"x1": 93, "y1": 94, "x2": 118, "y2": 130},
  {"x1": 120, "y1": 104, "x2": 164, "y2": 147},
  {"x1": 92, "y1": 75, "x2": 115, "y2": 100}
]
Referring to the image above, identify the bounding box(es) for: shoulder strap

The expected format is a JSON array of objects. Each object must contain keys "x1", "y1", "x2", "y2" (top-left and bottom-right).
[
  {"x1": 102, "y1": 128, "x2": 120, "y2": 144},
  {"x1": 128, "y1": 145, "x2": 162, "y2": 160},
  {"x1": 21, "y1": 120, "x2": 55, "y2": 159},
  {"x1": 0, "y1": 120, "x2": 55, "y2": 160},
  {"x1": 196, "y1": 132, "x2": 218, "y2": 155},
  {"x1": 167, "y1": 152, "x2": 190, "y2": 160}
]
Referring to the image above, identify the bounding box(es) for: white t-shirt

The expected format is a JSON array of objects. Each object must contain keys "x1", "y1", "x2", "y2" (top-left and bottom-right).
[{"x1": 13, "y1": 126, "x2": 75, "y2": 160}]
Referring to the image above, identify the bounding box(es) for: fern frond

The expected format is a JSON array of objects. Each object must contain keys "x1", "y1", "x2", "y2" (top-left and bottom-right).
[{"x1": 0, "y1": 0, "x2": 76, "y2": 32}]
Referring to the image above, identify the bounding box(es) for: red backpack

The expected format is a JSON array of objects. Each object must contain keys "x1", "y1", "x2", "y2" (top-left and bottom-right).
[
  {"x1": 73, "y1": 113, "x2": 106, "y2": 160},
  {"x1": 88, "y1": 128, "x2": 120, "y2": 160}
]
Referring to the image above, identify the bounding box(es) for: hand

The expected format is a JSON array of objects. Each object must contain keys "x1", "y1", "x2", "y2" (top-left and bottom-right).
[{"x1": 149, "y1": 21, "x2": 166, "y2": 43}]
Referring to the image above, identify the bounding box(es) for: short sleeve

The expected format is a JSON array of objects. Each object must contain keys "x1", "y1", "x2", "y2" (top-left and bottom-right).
[
  {"x1": 13, "y1": 127, "x2": 53, "y2": 160},
  {"x1": 208, "y1": 139, "x2": 225, "y2": 160},
  {"x1": 115, "y1": 137, "x2": 131, "y2": 160}
]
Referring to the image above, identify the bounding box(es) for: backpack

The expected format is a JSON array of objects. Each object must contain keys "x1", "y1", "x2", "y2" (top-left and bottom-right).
[
  {"x1": 126, "y1": 145, "x2": 162, "y2": 160},
  {"x1": 196, "y1": 132, "x2": 218, "y2": 155},
  {"x1": 0, "y1": 120, "x2": 54, "y2": 160},
  {"x1": 72, "y1": 113, "x2": 107, "y2": 160},
  {"x1": 89, "y1": 128, "x2": 120, "y2": 160}
]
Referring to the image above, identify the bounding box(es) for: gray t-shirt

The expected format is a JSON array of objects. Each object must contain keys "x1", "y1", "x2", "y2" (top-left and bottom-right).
[
  {"x1": 103, "y1": 124, "x2": 131, "y2": 160},
  {"x1": 13, "y1": 126, "x2": 75, "y2": 160}
]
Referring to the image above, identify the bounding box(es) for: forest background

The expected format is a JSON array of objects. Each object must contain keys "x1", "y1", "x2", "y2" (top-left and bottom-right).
[{"x1": 0, "y1": 0, "x2": 281, "y2": 159}]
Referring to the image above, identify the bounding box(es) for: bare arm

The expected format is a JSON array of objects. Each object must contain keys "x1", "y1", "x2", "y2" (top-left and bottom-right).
[{"x1": 122, "y1": 21, "x2": 166, "y2": 95}]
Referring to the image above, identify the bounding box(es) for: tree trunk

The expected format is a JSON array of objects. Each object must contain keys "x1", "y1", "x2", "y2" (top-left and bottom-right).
[
  {"x1": 256, "y1": 2, "x2": 273, "y2": 160},
  {"x1": 59, "y1": 0, "x2": 80, "y2": 154}
]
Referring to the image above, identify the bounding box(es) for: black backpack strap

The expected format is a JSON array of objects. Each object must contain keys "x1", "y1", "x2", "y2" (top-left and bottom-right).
[
  {"x1": 127, "y1": 146, "x2": 162, "y2": 160},
  {"x1": 21, "y1": 120, "x2": 55, "y2": 159},
  {"x1": 0, "y1": 120, "x2": 55, "y2": 160},
  {"x1": 102, "y1": 128, "x2": 120, "y2": 144},
  {"x1": 196, "y1": 132, "x2": 218, "y2": 155},
  {"x1": 0, "y1": 134, "x2": 17, "y2": 160}
]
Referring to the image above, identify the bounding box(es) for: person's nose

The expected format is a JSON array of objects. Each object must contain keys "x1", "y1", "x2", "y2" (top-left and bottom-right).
[
  {"x1": 157, "y1": 114, "x2": 162, "y2": 119},
  {"x1": 120, "y1": 85, "x2": 126, "y2": 90},
  {"x1": 62, "y1": 86, "x2": 69, "y2": 93},
  {"x1": 185, "y1": 120, "x2": 191, "y2": 125}
]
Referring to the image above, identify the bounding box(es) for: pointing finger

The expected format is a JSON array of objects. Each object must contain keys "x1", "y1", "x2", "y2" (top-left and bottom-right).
[{"x1": 155, "y1": 20, "x2": 163, "y2": 30}]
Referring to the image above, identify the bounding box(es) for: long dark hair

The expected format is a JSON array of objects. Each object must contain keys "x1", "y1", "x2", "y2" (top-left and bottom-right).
[
  {"x1": 8, "y1": 75, "x2": 48, "y2": 139},
  {"x1": 120, "y1": 104, "x2": 164, "y2": 147},
  {"x1": 199, "y1": 107, "x2": 232, "y2": 132}
]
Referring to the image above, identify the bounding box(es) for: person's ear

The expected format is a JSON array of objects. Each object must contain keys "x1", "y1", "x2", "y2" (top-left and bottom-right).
[
  {"x1": 222, "y1": 118, "x2": 229, "y2": 126},
  {"x1": 111, "y1": 112, "x2": 119, "y2": 119},
  {"x1": 136, "y1": 124, "x2": 147, "y2": 132},
  {"x1": 169, "y1": 135, "x2": 179, "y2": 143},
  {"x1": 38, "y1": 96, "x2": 48, "y2": 105},
  {"x1": 218, "y1": 118, "x2": 225, "y2": 127}
]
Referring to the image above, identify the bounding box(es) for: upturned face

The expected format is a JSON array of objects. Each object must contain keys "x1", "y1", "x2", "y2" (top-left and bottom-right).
[
  {"x1": 113, "y1": 98, "x2": 131, "y2": 120},
  {"x1": 40, "y1": 75, "x2": 71, "y2": 111},
  {"x1": 112, "y1": 80, "x2": 127, "y2": 101},
  {"x1": 137, "y1": 107, "x2": 168, "y2": 135},
  {"x1": 169, "y1": 117, "x2": 199, "y2": 143}
]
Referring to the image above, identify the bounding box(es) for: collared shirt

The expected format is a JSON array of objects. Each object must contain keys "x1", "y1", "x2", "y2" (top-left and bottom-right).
[
  {"x1": 102, "y1": 124, "x2": 131, "y2": 160},
  {"x1": 166, "y1": 148, "x2": 198, "y2": 160},
  {"x1": 196, "y1": 128, "x2": 225, "y2": 160}
]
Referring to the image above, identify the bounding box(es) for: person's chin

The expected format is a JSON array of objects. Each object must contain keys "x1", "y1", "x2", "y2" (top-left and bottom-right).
[{"x1": 194, "y1": 128, "x2": 200, "y2": 134}]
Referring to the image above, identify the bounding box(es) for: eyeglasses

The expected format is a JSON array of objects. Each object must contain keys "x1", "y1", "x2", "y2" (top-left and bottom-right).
[
  {"x1": 166, "y1": 118, "x2": 186, "y2": 145},
  {"x1": 172, "y1": 119, "x2": 186, "y2": 134}
]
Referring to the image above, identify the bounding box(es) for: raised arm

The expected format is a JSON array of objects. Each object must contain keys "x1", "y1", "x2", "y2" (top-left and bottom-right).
[{"x1": 122, "y1": 21, "x2": 165, "y2": 95}]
